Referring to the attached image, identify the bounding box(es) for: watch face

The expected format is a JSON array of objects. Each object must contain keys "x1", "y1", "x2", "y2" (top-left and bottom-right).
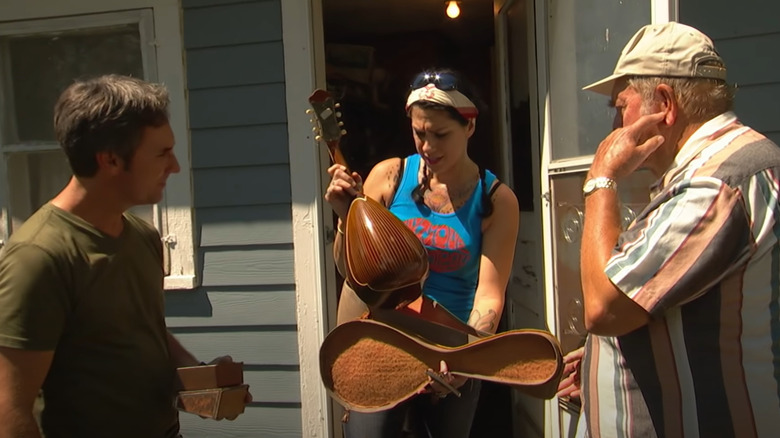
[
  {"x1": 583, "y1": 177, "x2": 615, "y2": 196},
  {"x1": 583, "y1": 180, "x2": 595, "y2": 193},
  {"x1": 583, "y1": 179, "x2": 596, "y2": 194}
]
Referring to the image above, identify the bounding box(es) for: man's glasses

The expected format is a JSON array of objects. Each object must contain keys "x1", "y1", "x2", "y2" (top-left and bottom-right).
[{"x1": 410, "y1": 72, "x2": 459, "y2": 91}]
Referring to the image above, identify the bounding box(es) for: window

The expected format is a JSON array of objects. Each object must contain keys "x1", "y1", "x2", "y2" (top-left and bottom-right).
[
  {"x1": 546, "y1": 0, "x2": 650, "y2": 160},
  {"x1": 0, "y1": 3, "x2": 196, "y2": 289}
]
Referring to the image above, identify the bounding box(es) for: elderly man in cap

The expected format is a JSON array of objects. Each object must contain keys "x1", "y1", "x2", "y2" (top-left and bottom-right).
[{"x1": 558, "y1": 21, "x2": 780, "y2": 437}]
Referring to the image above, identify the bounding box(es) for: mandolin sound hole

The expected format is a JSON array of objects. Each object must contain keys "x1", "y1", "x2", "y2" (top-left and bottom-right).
[{"x1": 331, "y1": 337, "x2": 428, "y2": 408}]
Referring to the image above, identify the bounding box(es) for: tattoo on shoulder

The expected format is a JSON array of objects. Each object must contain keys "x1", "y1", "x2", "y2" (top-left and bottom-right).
[
  {"x1": 468, "y1": 309, "x2": 497, "y2": 332},
  {"x1": 391, "y1": 168, "x2": 400, "y2": 186}
]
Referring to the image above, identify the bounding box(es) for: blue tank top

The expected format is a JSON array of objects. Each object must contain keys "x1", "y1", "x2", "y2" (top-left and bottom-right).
[{"x1": 388, "y1": 154, "x2": 497, "y2": 322}]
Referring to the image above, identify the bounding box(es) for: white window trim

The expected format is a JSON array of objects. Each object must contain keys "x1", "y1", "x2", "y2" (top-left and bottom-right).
[{"x1": 0, "y1": 0, "x2": 197, "y2": 290}]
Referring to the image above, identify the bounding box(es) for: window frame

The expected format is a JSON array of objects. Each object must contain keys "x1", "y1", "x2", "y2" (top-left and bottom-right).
[{"x1": 0, "y1": 0, "x2": 197, "y2": 290}]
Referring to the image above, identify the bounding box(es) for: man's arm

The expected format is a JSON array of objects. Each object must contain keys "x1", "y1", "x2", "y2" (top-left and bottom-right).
[
  {"x1": 580, "y1": 188, "x2": 650, "y2": 336},
  {"x1": 166, "y1": 332, "x2": 199, "y2": 368},
  {"x1": 580, "y1": 113, "x2": 665, "y2": 336},
  {"x1": 0, "y1": 347, "x2": 53, "y2": 438}
]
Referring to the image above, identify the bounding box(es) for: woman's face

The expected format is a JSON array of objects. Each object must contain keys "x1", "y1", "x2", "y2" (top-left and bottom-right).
[{"x1": 409, "y1": 106, "x2": 475, "y2": 173}]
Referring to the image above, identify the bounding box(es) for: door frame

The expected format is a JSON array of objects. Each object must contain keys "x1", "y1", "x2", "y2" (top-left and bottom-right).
[{"x1": 282, "y1": 1, "x2": 336, "y2": 437}]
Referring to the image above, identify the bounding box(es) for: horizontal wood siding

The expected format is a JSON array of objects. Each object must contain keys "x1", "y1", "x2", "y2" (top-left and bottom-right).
[
  {"x1": 681, "y1": 1, "x2": 780, "y2": 142},
  {"x1": 170, "y1": 331, "x2": 299, "y2": 365},
  {"x1": 190, "y1": 124, "x2": 289, "y2": 169},
  {"x1": 166, "y1": 287, "x2": 297, "y2": 325},
  {"x1": 201, "y1": 247, "x2": 295, "y2": 286},
  {"x1": 182, "y1": 1, "x2": 281, "y2": 48},
  {"x1": 193, "y1": 165, "x2": 292, "y2": 208},
  {"x1": 734, "y1": 84, "x2": 780, "y2": 136},
  {"x1": 188, "y1": 84, "x2": 288, "y2": 129},
  {"x1": 173, "y1": 0, "x2": 300, "y2": 436},
  {"x1": 198, "y1": 205, "x2": 293, "y2": 246},
  {"x1": 178, "y1": 406, "x2": 302, "y2": 438},
  {"x1": 187, "y1": 43, "x2": 285, "y2": 90}
]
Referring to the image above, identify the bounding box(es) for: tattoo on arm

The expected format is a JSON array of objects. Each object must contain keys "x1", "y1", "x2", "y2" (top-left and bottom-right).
[{"x1": 468, "y1": 309, "x2": 497, "y2": 332}]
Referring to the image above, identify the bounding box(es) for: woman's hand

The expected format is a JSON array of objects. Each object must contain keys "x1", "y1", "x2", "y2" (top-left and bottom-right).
[
  {"x1": 324, "y1": 164, "x2": 363, "y2": 219},
  {"x1": 418, "y1": 360, "x2": 467, "y2": 400}
]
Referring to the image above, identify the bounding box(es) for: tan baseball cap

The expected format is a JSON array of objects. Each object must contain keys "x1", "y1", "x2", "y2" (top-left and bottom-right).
[{"x1": 583, "y1": 22, "x2": 727, "y2": 95}]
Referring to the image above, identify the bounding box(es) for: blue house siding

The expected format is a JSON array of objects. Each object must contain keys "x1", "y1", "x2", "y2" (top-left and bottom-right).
[
  {"x1": 166, "y1": 0, "x2": 302, "y2": 436},
  {"x1": 682, "y1": 1, "x2": 780, "y2": 146}
]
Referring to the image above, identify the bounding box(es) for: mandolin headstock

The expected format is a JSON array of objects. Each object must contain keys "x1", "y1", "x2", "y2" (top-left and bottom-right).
[{"x1": 307, "y1": 89, "x2": 347, "y2": 166}]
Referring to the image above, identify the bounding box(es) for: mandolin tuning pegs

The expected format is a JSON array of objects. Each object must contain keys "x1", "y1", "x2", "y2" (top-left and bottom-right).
[
  {"x1": 315, "y1": 135, "x2": 322, "y2": 142},
  {"x1": 335, "y1": 102, "x2": 341, "y2": 108},
  {"x1": 336, "y1": 112, "x2": 342, "y2": 118},
  {"x1": 338, "y1": 121, "x2": 344, "y2": 126},
  {"x1": 305, "y1": 109, "x2": 313, "y2": 114},
  {"x1": 341, "y1": 129, "x2": 347, "y2": 135}
]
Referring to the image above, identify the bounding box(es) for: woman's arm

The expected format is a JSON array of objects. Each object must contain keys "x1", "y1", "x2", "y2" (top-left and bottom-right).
[{"x1": 467, "y1": 184, "x2": 519, "y2": 334}]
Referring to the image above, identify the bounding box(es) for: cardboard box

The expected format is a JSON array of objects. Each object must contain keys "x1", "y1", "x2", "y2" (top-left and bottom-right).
[
  {"x1": 176, "y1": 362, "x2": 244, "y2": 391},
  {"x1": 177, "y1": 384, "x2": 249, "y2": 420}
]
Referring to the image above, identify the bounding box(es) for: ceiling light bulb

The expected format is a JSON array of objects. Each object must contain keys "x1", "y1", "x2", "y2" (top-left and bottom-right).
[{"x1": 446, "y1": 1, "x2": 460, "y2": 19}]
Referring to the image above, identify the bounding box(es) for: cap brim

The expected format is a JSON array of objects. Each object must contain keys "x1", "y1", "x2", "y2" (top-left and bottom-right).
[{"x1": 582, "y1": 73, "x2": 625, "y2": 96}]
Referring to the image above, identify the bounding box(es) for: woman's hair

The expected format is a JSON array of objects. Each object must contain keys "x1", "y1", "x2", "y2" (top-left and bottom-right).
[
  {"x1": 54, "y1": 74, "x2": 170, "y2": 177},
  {"x1": 407, "y1": 69, "x2": 494, "y2": 217},
  {"x1": 628, "y1": 61, "x2": 735, "y2": 123}
]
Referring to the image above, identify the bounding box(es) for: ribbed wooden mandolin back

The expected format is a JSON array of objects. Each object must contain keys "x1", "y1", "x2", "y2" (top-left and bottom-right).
[{"x1": 345, "y1": 196, "x2": 429, "y2": 292}]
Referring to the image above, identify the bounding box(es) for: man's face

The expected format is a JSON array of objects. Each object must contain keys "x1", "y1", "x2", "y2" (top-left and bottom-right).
[
  {"x1": 118, "y1": 122, "x2": 180, "y2": 206},
  {"x1": 610, "y1": 80, "x2": 647, "y2": 130}
]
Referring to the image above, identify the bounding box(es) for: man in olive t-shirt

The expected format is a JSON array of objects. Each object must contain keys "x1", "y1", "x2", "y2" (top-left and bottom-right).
[
  {"x1": 0, "y1": 205, "x2": 180, "y2": 437},
  {"x1": 0, "y1": 76, "x2": 247, "y2": 438}
]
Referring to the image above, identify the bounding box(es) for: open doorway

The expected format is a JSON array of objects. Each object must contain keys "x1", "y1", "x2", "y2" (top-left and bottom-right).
[
  {"x1": 321, "y1": 0, "x2": 499, "y2": 178},
  {"x1": 319, "y1": 1, "x2": 537, "y2": 436}
]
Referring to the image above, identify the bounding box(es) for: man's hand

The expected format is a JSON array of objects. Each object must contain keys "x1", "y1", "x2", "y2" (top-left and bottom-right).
[
  {"x1": 589, "y1": 112, "x2": 666, "y2": 180},
  {"x1": 557, "y1": 347, "x2": 584, "y2": 400},
  {"x1": 205, "y1": 355, "x2": 252, "y2": 421}
]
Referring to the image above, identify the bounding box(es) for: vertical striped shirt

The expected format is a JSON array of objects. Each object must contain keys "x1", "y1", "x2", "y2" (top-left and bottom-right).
[{"x1": 580, "y1": 112, "x2": 780, "y2": 437}]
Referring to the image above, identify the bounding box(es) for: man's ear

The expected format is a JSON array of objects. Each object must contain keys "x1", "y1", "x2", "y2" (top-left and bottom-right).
[
  {"x1": 655, "y1": 84, "x2": 677, "y2": 126},
  {"x1": 95, "y1": 151, "x2": 122, "y2": 175}
]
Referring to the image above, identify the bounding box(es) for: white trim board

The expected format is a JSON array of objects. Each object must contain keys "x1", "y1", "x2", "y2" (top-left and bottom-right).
[{"x1": 282, "y1": 0, "x2": 332, "y2": 436}]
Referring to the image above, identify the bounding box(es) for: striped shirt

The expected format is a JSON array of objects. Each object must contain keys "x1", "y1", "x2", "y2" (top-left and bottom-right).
[{"x1": 579, "y1": 112, "x2": 780, "y2": 438}]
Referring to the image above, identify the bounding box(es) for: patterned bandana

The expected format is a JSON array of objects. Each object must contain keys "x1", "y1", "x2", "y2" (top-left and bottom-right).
[{"x1": 405, "y1": 84, "x2": 478, "y2": 119}]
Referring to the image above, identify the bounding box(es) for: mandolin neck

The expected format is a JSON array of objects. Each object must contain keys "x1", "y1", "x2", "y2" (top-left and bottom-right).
[{"x1": 326, "y1": 140, "x2": 349, "y2": 169}]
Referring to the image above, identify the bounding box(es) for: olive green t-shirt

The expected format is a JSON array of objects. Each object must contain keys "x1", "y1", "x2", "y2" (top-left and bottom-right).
[{"x1": 0, "y1": 203, "x2": 179, "y2": 437}]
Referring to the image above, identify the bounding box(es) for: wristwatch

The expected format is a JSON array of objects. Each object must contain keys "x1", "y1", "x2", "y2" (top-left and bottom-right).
[{"x1": 582, "y1": 176, "x2": 617, "y2": 197}]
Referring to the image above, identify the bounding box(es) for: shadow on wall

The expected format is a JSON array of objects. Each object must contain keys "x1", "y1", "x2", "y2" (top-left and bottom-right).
[{"x1": 164, "y1": 288, "x2": 214, "y2": 317}]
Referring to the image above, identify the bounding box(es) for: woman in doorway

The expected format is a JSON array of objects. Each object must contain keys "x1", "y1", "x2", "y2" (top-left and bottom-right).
[{"x1": 324, "y1": 69, "x2": 520, "y2": 438}]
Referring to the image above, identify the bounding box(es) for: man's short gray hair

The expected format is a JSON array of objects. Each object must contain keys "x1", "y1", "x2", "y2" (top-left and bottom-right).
[{"x1": 628, "y1": 62, "x2": 735, "y2": 123}]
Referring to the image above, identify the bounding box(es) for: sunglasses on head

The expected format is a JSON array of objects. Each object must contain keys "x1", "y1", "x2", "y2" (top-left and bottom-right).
[{"x1": 410, "y1": 72, "x2": 459, "y2": 91}]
